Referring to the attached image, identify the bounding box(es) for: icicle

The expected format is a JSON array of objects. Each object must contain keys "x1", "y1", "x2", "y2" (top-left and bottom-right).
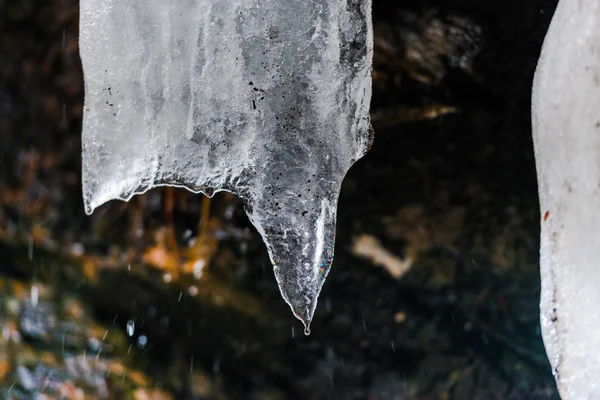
[
  {"x1": 79, "y1": 0, "x2": 373, "y2": 329},
  {"x1": 532, "y1": 0, "x2": 600, "y2": 397}
]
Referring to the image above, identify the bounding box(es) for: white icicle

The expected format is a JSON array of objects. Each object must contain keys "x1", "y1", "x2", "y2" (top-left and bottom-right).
[{"x1": 532, "y1": 1, "x2": 600, "y2": 397}]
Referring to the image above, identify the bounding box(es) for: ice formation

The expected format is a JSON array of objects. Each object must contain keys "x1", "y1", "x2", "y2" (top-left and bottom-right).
[
  {"x1": 79, "y1": 0, "x2": 373, "y2": 332},
  {"x1": 532, "y1": 0, "x2": 600, "y2": 397}
]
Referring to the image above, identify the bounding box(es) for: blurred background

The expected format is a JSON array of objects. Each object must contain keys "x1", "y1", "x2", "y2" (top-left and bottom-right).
[{"x1": 0, "y1": 0, "x2": 560, "y2": 399}]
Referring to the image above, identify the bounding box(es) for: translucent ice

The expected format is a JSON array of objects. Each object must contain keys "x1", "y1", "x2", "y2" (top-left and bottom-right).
[
  {"x1": 532, "y1": 0, "x2": 600, "y2": 397},
  {"x1": 79, "y1": 0, "x2": 373, "y2": 331}
]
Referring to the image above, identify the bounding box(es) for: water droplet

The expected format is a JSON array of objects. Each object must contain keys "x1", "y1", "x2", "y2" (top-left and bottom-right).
[
  {"x1": 193, "y1": 259, "x2": 205, "y2": 278},
  {"x1": 31, "y1": 285, "x2": 38, "y2": 307},
  {"x1": 126, "y1": 320, "x2": 135, "y2": 337},
  {"x1": 304, "y1": 325, "x2": 311, "y2": 336},
  {"x1": 71, "y1": 243, "x2": 84, "y2": 257},
  {"x1": 137, "y1": 335, "x2": 147, "y2": 349}
]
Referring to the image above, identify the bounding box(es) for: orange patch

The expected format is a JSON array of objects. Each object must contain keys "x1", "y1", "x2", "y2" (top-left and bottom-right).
[{"x1": 543, "y1": 211, "x2": 550, "y2": 221}]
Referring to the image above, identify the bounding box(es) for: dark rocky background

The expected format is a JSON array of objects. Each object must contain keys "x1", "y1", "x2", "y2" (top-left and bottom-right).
[{"x1": 0, "y1": 0, "x2": 560, "y2": 398}]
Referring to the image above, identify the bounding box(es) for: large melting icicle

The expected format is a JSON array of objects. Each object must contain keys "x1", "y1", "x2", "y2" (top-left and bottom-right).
[
  {"x1": 532, "y1": 0, "x2": 600, "y2": 397},
  {"x1": 79, "y1": 1, "x2": 373, "y2": 331}
]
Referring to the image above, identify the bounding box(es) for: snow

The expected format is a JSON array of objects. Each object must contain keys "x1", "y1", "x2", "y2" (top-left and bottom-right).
[
  {"x1": 532, "y1": 0, "x2": 600, "y2": 397},
  {"x1": 79, "y1": 0, "x2": 373, "y2": 331}
]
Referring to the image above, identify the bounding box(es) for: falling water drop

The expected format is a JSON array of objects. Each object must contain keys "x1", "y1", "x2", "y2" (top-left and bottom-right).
[
  {"x1": 193, "y1": 259, "x2": 205, "y2": 278},
  {"x1": 137, "y1": 335, "x2": 147, "y2": 349},
  {"x1": 126, "y1": 320, "x2": 135, "y2": 337},
  {"x1": 31, "y1": 285, "x2": 38, "y2": 307}
]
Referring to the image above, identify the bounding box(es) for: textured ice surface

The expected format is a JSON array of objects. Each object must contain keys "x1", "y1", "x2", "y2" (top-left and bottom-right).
[
  {"x1": 80, "y1": 0, "x2": 373, "y2": 331},
  {"x1": 532, "y1": 0, "x2": 600, "y2": 397}
]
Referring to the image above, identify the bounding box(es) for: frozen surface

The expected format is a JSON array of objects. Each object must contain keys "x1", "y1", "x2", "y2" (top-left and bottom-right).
[
  {"x1": 532, "y1": 0, "x2": 600, "y2": 397},
  {"x1": 79, "y1": 0, "x2": 373, "y2": 331}
]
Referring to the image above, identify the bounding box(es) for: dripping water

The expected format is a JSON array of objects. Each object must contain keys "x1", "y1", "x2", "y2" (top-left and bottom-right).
[{"x1": 304, "y1": 325, "x2": 311, "y2": 336}]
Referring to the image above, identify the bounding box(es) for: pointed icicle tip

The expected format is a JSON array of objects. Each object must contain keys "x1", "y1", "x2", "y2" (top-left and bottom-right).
[
  {"x1": 249, "y1": 194, "x2": 337, "y2": 334},
  {"x1": 289, "y1": 295, "x2": 314, "y2": 335},
  {"x1": 275, "y1": 266, "x2": 322, "y2": 335},
  {"x1": 304, "y1": 323, "x2": 311, "y2": 336},
  {"x1": 288, "y1": 296, "x2": 313, "y2": 335}
]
